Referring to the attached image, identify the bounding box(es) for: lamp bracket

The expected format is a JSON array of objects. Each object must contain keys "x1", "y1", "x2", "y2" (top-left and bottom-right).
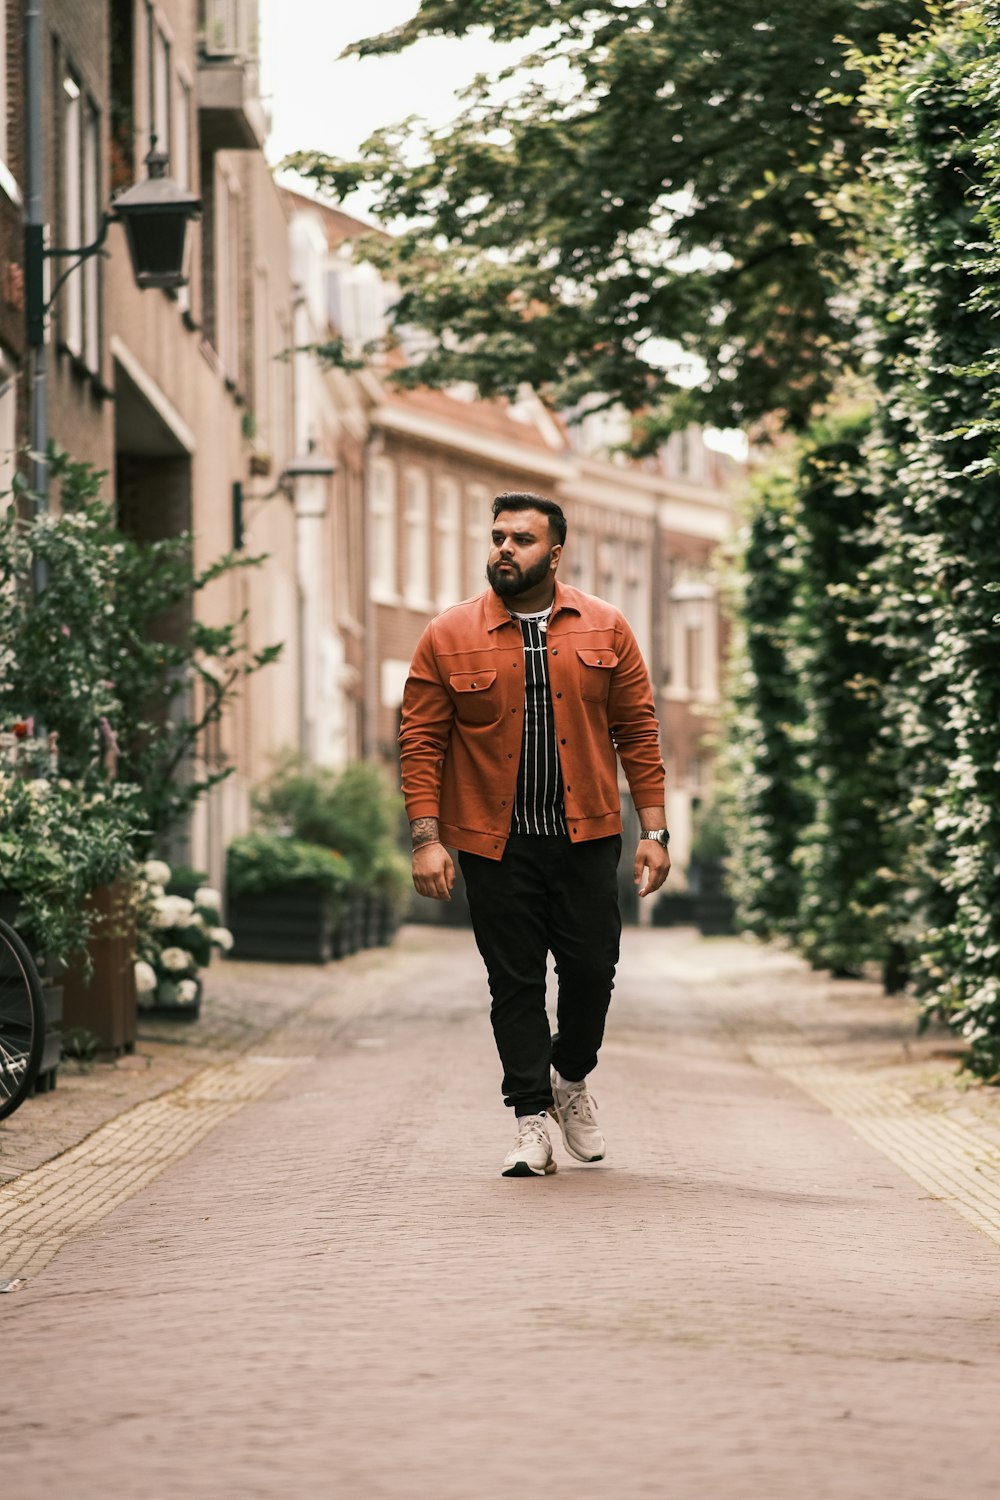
[{"x1": 26, "y1": 215, "x2": 112, "y2": 347}]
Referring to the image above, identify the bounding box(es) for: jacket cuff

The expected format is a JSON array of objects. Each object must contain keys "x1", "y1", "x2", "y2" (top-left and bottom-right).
[{"x1": 404, "y1": 798, "x2": 441, "y2": 821}]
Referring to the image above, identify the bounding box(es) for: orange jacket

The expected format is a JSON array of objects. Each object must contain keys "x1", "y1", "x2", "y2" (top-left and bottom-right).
[{"x1": 399, "y1": 581, "x2": 666, "y2": 859}]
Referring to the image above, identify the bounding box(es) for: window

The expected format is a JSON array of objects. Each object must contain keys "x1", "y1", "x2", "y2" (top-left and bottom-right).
[
  {"x1": 254, "y1": 266, "x2": 270, "y2": 450},
  {"x1": 0, "y1": 0, "x2": 18, "y2": 202},
  {"x1": 174, "y1": 76, "x2": 192, "y2": 190},
  {"x1": 0, "y1": 363, "x2": 16, "y2": 504},
  {"x1": 435, "y1": 477, "x2": 461, "y2": 606},
  {"x1": 567, "y1": 526, "x2": 594, "y2": 593},
  {"x1": 596, "y1": 537, "x2": 621, "y2": 607},
  {"x1": 150, "y1": 6, "x2": 171, "y2": 160},
  {"x1": 369, "y1": 457, "x2": 397, "y2": 600},
  {"x1": 60, "y1": 71, "x2": 102, "y2": 371},
  {"x1": 403, "y1": 468, "x2": 431, "y2": 606},
  {"x1": 214, "y1": 162, "x2": 240, "y2": 378},
  {"x1": 685, "y1": 623, "x2": 703, "y2": 696},
  {"x1": 62, "y1": 77, "x2": 83, "y2": 357},
  {"x1": 83, "y1": 104, "x2": 100, "y2": 372},
  {"x1": 465, "y1": 484, "x2": 490, "y2": 596},
  {"x1": 624, "y1": 541, "x2": 650, "y2": 657}
]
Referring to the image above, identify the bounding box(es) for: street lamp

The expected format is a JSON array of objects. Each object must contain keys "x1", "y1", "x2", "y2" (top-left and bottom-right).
[
  {"x1": 26, "y1": 142, "x2": 201, "y2": 346},
  {"x1": 112, "y1": 146, "x2": 202, "y2": 292},
  {"x1": 24, "y1": 140, "x2": 201, "y2": 516}
]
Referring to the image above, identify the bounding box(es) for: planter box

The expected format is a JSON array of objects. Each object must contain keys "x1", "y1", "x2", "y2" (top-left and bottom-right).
[
  {"x1": 34, "y1": 983, "x2": 62, "y2": 1094},
  {"x1": 227, "y1": 882, "x2": 338, "y2": 963},
  {"x1": 143, "y1": 976, "x2": 203, "y2": 1022},
  {"x1": 690, "y1": 861, "x2": 736, "y2": 936},
  {"x1": 60, "y1": 879, "x2": 137, "y2": 1056}
]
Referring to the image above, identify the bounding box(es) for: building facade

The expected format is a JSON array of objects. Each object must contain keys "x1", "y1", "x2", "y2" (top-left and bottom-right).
[
  {"x1": 5, "y1": 9, "x2": 740, "y2": 903},
  {"x1": 284, "y1": 193, "x2": 740, "y2": 889}
]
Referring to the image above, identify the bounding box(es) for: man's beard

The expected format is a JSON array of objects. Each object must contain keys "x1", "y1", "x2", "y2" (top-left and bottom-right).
[{"x1": 486, "y1": 551, "x2": 553, "y2": 599}]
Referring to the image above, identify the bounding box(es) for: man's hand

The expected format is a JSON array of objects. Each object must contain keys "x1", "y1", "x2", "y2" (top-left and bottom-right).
[
  {"x1": 633, "y1": 839, "x2": 671, "y2": 898},
  {"x1": 411, "y1": 840, "x2": 456, "y2": 901}
]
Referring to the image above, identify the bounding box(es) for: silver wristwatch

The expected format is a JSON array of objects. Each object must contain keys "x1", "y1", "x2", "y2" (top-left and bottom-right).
[{"x1": 639, "y1": 828, "x2": 670, "y2": 848}]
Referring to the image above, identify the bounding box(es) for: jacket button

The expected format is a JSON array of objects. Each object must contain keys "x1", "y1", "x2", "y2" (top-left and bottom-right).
[
  {"x1": 597, "y1": 659, "x2": 602, "y2": 665},
  {"x1": 556, "y1": 692, "x2": 562, "y2": 699},
  {"x1": 507, "y1": 753, "x2": 513, "y2": 759},
  {"x1": 551, "y1": 648, "x2": 558, "y2": 655},
  {"x1": 471, "y1": 681, "x2": 477, "y2": 687},
  {"x1": 560, "y1": 738, "x2": 566, "y2": 745}
]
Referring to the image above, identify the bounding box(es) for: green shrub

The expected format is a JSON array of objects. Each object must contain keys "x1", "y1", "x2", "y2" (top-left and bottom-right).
[
  {"x1": 252, "y1": 755, "x2": 404, "y2": 891},
  {"x1": 226, "y1": 830, "x2": 354, "y2": 900}
]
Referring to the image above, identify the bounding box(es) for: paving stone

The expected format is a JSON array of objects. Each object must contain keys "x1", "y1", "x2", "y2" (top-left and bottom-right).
[{"x1": 3, "y1": 926, "x2": 1000, "y2": 1498}]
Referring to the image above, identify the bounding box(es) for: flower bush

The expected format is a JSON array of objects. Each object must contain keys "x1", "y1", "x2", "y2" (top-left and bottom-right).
[
  {"x1": 134, "y1": 859, "x2": 233, "y2": 1011},
  {"x1": 0, "y1": 750, "x2": 139, "y2": 962}
]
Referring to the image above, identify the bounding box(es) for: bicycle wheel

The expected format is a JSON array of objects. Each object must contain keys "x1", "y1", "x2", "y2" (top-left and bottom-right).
[{"x1": 0, "y1": 917, "x2": 45, "y2": 1122}]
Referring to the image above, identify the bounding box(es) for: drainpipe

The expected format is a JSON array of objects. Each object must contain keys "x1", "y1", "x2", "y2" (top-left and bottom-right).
[
  {"x1": 361, "y1": 430, "x2": 382, "y2": 762},
  {"x1": 25, "y1": 0, "x2": 48, "y2": 512}
]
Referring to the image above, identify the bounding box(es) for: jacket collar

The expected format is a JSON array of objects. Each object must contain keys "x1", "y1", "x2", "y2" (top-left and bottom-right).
[{"x1": 483, "y1": 577, "x2": 582, "y2": 633}]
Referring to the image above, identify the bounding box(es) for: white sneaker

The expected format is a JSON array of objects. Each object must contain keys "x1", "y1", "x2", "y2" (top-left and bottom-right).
[
  {"x1": 549, "y1": 1074, "x2": 606, "y2": 1162},
  {"x1": 502, "y1": 1113, "x2": 557, "y2": 1177}
]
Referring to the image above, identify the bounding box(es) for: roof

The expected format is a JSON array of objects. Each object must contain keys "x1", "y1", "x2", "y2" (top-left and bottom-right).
[
  {"x1": 381, "y1": 385, "x2": 563, "y2": 454},
  {"x1": 280, "y1": 188, "x2": 390, "y2": 249}
]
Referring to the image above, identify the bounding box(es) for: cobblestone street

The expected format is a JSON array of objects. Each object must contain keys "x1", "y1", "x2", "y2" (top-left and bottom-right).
[{"x1": 4, "y1": 925, "x2": 1000, "y2": 1499}]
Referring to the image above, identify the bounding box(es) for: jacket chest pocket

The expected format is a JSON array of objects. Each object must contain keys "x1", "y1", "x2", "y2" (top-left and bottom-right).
[
  {"x1": 449, "y1": 669, "x2": 500, "y2": 725},
  {"x1": 576, "y1": 648, "x2": 618, "y2": 703}
]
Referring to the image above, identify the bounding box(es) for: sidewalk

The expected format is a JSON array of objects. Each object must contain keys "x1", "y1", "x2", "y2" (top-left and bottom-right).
[
  {"x1": 0, "y1": 932, "x2": 431, "y2": 1186},
  {"x1": 5, "y1": 922, "x2": 1000, "y2": 1500},
  {"x1": 4, "y1": 923, "x2": 1000, "y2": 1251}
]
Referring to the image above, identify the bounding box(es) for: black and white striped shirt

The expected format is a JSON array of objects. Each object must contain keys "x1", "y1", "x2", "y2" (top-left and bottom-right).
[{"x1": 510, "y1": 608, "x2": 568, "y2": 836}]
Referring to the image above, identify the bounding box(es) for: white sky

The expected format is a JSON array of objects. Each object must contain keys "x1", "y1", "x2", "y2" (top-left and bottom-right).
[
  {"x1": 256, "y1": 2, "x2": 745, "y2": 456},
  {"x1": 258, "y1": 1, "x2": 536, "y2": 190}
]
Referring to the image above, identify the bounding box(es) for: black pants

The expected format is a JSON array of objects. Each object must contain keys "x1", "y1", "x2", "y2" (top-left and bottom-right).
[{"x1": 459, "y1": 834, "x2": 622, "y2": 1115}]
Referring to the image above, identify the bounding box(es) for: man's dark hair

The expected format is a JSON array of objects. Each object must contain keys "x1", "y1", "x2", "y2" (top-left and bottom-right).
[{"x1": 492, "y1": 491, "x2": 567, "y2": 546}]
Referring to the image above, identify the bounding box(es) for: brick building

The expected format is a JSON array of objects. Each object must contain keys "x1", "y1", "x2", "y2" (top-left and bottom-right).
[
  {"x1": 0, "y1": 1, "x2": 24, "y2": 498},
  {"x1": 12, "y1": 0, "x2": 302, "y2": 884},
  {"x1": 6, "y1": 8, "x2": 739, "y2": 899},
  {"x1": 282, "y1": 193, "x2": 740, "y2": 889}
]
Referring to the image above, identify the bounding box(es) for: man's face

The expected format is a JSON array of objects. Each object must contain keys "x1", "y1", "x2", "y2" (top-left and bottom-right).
[{"x1": 486, "y1": 509, "x2": 561, "y2": 599}]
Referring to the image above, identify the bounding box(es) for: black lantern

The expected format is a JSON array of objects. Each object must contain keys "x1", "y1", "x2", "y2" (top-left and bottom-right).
[{"x1": 112, "y1": 147, "x2": 201, "y2": 290}]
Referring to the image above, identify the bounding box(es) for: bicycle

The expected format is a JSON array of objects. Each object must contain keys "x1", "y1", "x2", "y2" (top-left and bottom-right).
[{"x1": 0, "y1": 916, "x2": 45, "y2": 1122}]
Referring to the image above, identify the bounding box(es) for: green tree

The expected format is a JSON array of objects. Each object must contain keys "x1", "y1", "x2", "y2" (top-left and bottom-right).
[
  {"x1": 724, "y1": 461, "x2": 811, "y2": 938},
  {"x1": 0, "y1": 455, "x2": 282, "y2": 850},
  {"x1": 789, "y1": 414, "x2": 899, "y2": 982},
  {"x1": 289, "y1": 0, "x2": 927, "y2": 433},
  {"x1": 855, "y1": 4, "x2": 1000, "y2": 1074}
]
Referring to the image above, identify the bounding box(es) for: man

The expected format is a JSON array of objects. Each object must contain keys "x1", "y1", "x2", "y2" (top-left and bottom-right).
[{"x1": 399, "y1": 491, "x2": 670, "y2": 1177}]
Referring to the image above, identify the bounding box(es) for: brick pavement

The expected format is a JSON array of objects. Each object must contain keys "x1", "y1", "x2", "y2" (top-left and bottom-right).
[{"x1": 3, "y1": 926, "x2": 1000, "y2": 1498}]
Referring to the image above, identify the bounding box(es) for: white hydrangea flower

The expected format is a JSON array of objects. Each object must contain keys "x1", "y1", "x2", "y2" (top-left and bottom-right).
[
  {"x1": 210, "y1": 927, "x2": 234, "y2": 952},
  {"x1": 195, "y1": 886, "x2": 222, "y2": 913},
  {"x1": 160, "y1": 946, "x2": 193, "y2": 973},
  {"x1": 176, "y1": 979, "x2": 199, "y2": 1003},
  {"x1": 151, "y1": 894, "x2": 194, "y2": 929},
  {"x1": 134, "y1": 960, "x2": 157, "y2": 994},
  {"x1": 27, "y1": 778, "x2": 50, "y2": 798},
  {"x1": 143, "y1": 859, "x2": 172, "y2": 886}
]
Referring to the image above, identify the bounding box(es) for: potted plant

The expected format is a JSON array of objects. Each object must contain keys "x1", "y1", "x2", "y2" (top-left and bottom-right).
[
  {"x1": 0, "y1": 729, "x2": 139, "y2": 1081},
  {"x1": 226, "y1": 831, "x2": 354, "y2": 962},
  {"x1": 250, "y1": 756, "x2": 410, "y2": 953}
]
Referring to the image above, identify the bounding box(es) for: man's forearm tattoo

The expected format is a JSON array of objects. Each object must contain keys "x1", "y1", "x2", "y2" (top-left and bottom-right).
[{"x1": 410, "y1": 817, "x2": 441, "y2": 850}]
